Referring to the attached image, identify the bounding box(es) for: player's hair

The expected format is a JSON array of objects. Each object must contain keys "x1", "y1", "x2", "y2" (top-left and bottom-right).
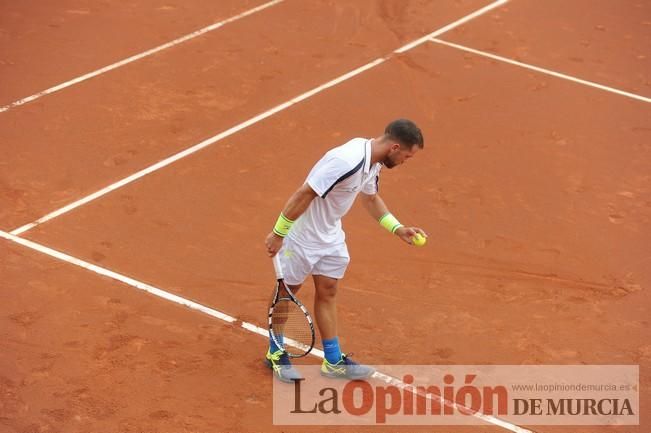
[{"x1": 384, "y1": 119, "x2": 424, "y2": 149}]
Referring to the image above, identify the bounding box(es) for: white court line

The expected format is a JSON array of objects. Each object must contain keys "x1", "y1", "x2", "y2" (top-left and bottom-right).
[
  {"x1": 0, "y1": 229, "x2": 531, "y2": 433},
  {"x1": 430, "y1": 38, "x2": 651, "y2": 104},
  {"x1": 0, "y1": 0, "x2": 283, "y2": 113},
  {"x1": 241, "y1": 321, "x2": 325, "y2": 358},
  {"x1": 8, "y1": 57, "x2": 384, "y2": 235},
  {"x1": 9, "y1": 0, "x2": 508, "y2": 235},
  {"x1": 0, "y1": 229, "x2": 237, "y2": 324},
  {"x1": 395, "y1": 0, "x2": 507, "y2": 53}
]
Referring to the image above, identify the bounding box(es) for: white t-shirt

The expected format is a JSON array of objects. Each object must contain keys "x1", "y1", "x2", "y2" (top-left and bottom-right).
[{"x1": 288, "y1": 137, "x2": 382, "y2": 247}]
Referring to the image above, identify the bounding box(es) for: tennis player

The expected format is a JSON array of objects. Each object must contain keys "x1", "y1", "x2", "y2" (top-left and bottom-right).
[{"x1": 264, "y1": 119, "x2": 426, "y2": 382}]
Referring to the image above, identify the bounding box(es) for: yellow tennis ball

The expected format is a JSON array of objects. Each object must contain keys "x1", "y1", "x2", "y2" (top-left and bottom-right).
[{"x1": 412, "y1": 233, "x2": 426, "y2": 247}]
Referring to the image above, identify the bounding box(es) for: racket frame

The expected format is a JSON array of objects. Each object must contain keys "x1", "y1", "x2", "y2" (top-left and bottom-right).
[{"x1": 268, "y1": 253, "x2": 315, "y2": 358}]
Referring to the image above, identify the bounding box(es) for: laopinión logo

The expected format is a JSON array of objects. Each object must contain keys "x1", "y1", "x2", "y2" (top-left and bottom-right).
[
  {"x1": 272, "y1": 365, "x2": 639, "y2": 426},
  {"x1": 290, "y1": 372, "x2": 506, "y2": 423}
]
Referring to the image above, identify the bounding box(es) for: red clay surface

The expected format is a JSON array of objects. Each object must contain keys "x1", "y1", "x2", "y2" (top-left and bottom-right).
[
  {"x1": 0, "y1": 0, "x2": 487, "y2": 231},
  {"x1": 443, "y1": 0, "x2": 651, "y2": 95},
  {"x1": 0, "y1": 0, "x2": 267, "y2": 104},
  {"x1": 6, "y1": 241, "x2": 493, "y2": 433},
  {"x1": 1, "y1": 1, "x2": 649, "y2": 432}
]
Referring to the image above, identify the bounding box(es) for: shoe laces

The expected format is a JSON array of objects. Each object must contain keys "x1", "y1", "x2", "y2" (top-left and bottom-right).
[{"x1": 270, "y1": 350, "x2": 292, "y2": 365}]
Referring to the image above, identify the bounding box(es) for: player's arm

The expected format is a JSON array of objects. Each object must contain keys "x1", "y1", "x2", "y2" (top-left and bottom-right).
[
  {"x1": 358, "y1": 191, "x2": 390, "y2": 221},
  {"x1": 265, "y1": 183, "x2": 318, "y2": 256},
  {"x1": 279, "y1": 183, "x2": 318, "y2": 221},
  {"x1": 358, "y1": 192, "x2": 428, "y2": 246}
]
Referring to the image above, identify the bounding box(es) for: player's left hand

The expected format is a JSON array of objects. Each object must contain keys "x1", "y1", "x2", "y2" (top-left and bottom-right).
[{"x1": 395, "y1": 226, "x2": 427, "y2": 245}]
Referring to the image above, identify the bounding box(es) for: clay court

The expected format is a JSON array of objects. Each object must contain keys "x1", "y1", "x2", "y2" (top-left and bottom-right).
[{"x1": 1, "y1": 1, "x2": 649, "y2": 432}]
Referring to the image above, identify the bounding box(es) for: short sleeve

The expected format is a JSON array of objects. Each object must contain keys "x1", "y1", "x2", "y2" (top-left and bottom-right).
[{"x1": 306, "y1": 155, "x2": 354, "y2": 198}]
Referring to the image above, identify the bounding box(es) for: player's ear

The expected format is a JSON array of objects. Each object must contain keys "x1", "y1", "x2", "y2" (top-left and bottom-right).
[{"x1": 390, "y1": 142, "x2": 401, "y2": 152}]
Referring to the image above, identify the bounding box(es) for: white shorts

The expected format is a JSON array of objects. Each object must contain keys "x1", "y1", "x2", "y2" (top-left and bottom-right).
[{"x1": 278, "y1": 237, "x2": 350, "y2": 286}]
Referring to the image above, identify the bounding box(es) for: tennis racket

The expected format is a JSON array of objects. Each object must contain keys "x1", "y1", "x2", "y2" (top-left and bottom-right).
[{"x1": 268, "y1": 253, "x2": 315, "y2": 357}]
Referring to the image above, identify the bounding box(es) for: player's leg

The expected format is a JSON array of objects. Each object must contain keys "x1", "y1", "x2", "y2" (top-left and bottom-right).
[
  {"x1": 269, "y1": 238, "x2": 311, "y2": 354},
  {"x1": 265, "y1": 239, "x2": 314, "y2": 382},
  {"x1": 269, "y1": 281, "x2": 302, "y2": 353},
  {"x1": 312, "y1": 244, "x2": 348, "y2": 362},
  {"x1": 312, "y1": 245, "x2": 374, "y2": 379},
  {"x1": 312, "y1": 274, "x2": 341, "y2": 357}
]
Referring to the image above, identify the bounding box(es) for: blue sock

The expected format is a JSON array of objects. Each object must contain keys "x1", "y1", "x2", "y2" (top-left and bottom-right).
[
  {"x1": 269, "y1": 334, "x2": 284, "y2": 353},
  {"x1": 323, "y1": 337, "x2": 342, "y2": 364}
]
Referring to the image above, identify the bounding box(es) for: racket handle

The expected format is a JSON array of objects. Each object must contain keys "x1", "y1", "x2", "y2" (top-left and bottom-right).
[{"x1": 272, "y1": 253, "x2": 284, "y2": 280}]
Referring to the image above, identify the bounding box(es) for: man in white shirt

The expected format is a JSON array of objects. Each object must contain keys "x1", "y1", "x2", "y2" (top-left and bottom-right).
[{"x1": 264, "y1": 119, "x2": 426, "y2": 382}]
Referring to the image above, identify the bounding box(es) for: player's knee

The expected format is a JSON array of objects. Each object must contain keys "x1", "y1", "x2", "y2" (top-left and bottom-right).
[{"x1": 316, "y1": 282, "x2": 337, "y2": 300}]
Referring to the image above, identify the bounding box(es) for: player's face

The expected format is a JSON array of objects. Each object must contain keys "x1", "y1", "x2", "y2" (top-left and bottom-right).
[{"x1": 383, "y1": 144, "x2": 420, "y2": 169}]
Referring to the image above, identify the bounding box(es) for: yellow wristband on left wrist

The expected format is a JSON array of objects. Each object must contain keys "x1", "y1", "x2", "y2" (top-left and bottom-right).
[{"x1": 379, "y1": 213, "x2": 403, "y2": 234}]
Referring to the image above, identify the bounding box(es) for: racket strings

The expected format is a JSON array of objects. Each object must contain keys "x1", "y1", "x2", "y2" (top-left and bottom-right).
[{"x1": 271, "y1": 298, "x2": 312, "y2": 355}]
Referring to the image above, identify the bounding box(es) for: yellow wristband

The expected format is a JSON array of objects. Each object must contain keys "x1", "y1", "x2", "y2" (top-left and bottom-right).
[
  {"x1": 273, "y1": 213, "x2": 294, "y2": 237},
  {"x1": 379, "y1": 213, "x2": 403, "y2": 234}
]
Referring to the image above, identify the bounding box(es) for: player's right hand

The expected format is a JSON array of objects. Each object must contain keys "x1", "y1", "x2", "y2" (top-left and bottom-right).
[{"x1": 265, "y1": 232, "x2": 284, "y2": 257}]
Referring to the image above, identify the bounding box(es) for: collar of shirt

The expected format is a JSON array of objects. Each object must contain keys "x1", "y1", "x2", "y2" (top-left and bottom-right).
[{"x1": 363, "y1": 139, "x2": 372, "y2": 175}]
